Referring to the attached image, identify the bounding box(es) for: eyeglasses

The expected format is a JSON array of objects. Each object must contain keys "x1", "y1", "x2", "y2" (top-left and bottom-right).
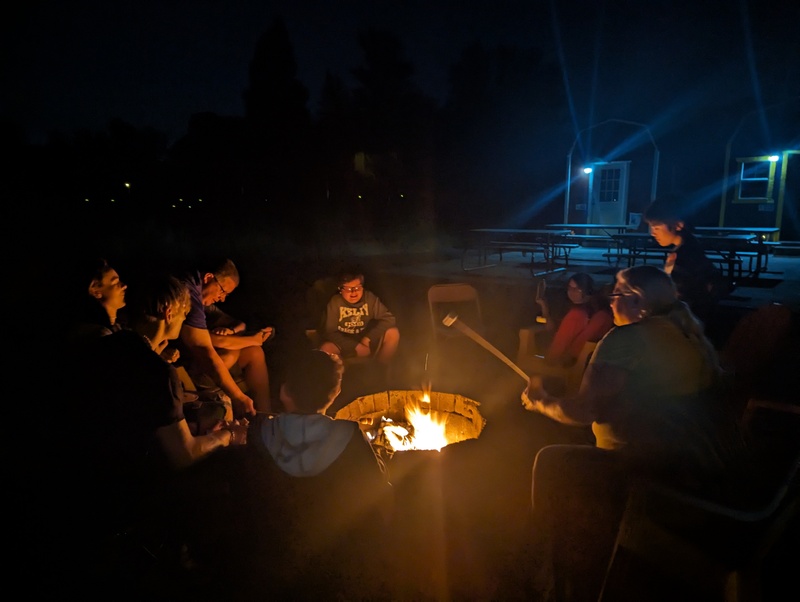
[
  {"x1": 339, "y1": 286, "x2": 363, "y2": 293},
  {"x1": 212, "y1": 274, "x2": 231, "y2": 297},
  {"x1": 608, "y1": 290, "x2": 637, "y2": 298}
]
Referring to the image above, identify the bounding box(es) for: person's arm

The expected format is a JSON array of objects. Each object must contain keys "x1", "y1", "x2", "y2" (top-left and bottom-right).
[
  {"x1": 180, "y1": 324, "x2": 256, "y2": 415},
  {"x1": 206, "y1": 303, "x2": 247, "y2": 335},
  {"x1": 209, "y1": 328, "x2": 273, "y2": 350},
  {"x1": 522, "y1": 357, "x2": 627, "y2": 426},
  {"x1": 156, "y1": 419, "x2": 248, "y2": 469},
  {"x1": 535, "y1": 297, "x2": 556, "y2": 330},
  {"x1": 361, "y1": 293, "x2": 396, "y2": 346}
]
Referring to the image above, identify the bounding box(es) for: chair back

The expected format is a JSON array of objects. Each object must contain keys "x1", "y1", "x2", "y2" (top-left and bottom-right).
[
  {"x1": 599, "y1": 451, "x2": 799, "y2": 601},
  {"x1": 427, "y1": 283, "x2": 482, "y2": 343},
  {"x1": 719, "y1": 303, "x2": 793, "y2": 407}
]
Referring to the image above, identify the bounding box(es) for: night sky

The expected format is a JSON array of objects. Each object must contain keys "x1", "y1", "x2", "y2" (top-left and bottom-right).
[{"x1": 5, "y1": 0, "x2": 798, "y2": 146}]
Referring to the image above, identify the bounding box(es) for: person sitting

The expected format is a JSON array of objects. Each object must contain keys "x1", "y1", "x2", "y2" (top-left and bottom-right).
[
  {"x1": 229, "y1": 348, "x2": 395, "y2": 599},
  {"x1": 643, "y1": 196, "x2": 726, "y2": 327},
  {"x1": 520, "y1": 265, "x2": 737, "y2": 602},
  {"x1": 69, "y1": 256, "x2": 180, "y2": 362},
  {"x1": 64, "y1": 272, "x2": 249, "y2": 598},
  {"x1": 318, "y1": 269, "x2": 400, "y2": 365},
  {"x1": 69, "y1": 256, "x2": 128, "y2": 339},
  {"x1": 177, "y1": 258, "x2": 272, "y2": 416},
  {"x1": 525, "y1": 272, "x2": 614, "y2": 369}
]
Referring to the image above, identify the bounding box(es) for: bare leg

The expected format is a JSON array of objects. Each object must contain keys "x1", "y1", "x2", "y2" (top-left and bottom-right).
[
  {"x1": 237, "y1": 345, "x2": 271, "y2": 413},
  {"x1": 376, "y1": 327, "x2": 400, "y2": 365},
  {"x1": 318, "y1": 341, "x2": 341, "y2": 356}
]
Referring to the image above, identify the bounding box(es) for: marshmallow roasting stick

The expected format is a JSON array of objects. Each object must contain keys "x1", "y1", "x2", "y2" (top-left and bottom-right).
[{"x1": 442, "y1": 312, "x2": 530, "y2": 383}]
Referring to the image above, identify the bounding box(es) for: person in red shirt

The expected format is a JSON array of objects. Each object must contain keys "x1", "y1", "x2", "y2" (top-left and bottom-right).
[{"x1": 534, "y1": 272, "x2": 613, "y2": 367}]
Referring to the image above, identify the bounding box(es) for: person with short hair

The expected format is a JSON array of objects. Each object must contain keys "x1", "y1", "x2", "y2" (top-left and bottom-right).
[
  {"x1": 178, "y1": 258, "x2": 272, "y2": 416},
  {"x1": 70, "y1": 256, "x2": 127, "y2": 339},
  {"x1": 64, "y1": 272, "x2": 249, "y2": 598},
  {"x1": 318, "y1": 269, "x2": 399, "y2": 365},
  {"x1": 643, "y1": 196, "x2": 725, "y2": 325},
  {"x1": 231, "y1": 348, "x2": 394, "y2": 598}
]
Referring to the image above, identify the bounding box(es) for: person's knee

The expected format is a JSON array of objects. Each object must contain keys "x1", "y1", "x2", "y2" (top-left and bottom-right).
[
  {"x1": 383, "y1": 327, "x2": 400, "y2": 344},
  {"x1": 218, "y1": 348, "x2": 240, "y2": 369},
  {"x1": 318, "y1": 341, "x2": 340, "y2": 355}
]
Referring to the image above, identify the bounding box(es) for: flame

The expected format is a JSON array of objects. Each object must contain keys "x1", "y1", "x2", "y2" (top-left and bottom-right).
[{"x1": 382, "y1": 386, "x2": 448, "y2": 452}]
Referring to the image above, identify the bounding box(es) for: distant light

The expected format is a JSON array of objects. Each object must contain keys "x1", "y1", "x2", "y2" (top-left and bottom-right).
[
  {"x1": 583, "y1": 167, "x2": 593, "y2": 174},
  {"x1": 124, "y1": 182, "x2": 131, "y2": 188},
  {"x1": 768, "y1": 155, "x2": 779, "y2": 162}
]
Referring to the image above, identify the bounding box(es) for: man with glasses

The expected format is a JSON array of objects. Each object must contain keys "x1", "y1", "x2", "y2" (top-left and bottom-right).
[
  {"x1": 318, "y1": 269, "x2": 399, "y2": 366},
  {"x1": 178, "y1": 258, "x2": 273, "y2": 416}
]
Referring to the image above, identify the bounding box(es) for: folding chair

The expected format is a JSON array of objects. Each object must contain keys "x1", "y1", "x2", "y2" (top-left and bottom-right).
[{"x1": 427, "y1": 283, "x2": 483, "y2": 345}]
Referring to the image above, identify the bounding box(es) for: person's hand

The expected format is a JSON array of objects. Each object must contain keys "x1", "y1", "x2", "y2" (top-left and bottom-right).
[
  {"x1": 521, "y1": 375, "x2": 546, "y2": 413},
  {"x1": 225, "y1": 418, "x2": 249, "y2": 446},
  {"x1": 233, "y1": 394, "x2": 256, "y2": 417},
  {"x1": 160, "y1": 347, "x2": 180, "y2": 363},
  {"x1": 354, "y1": 341, "x2": 371, "y2": 357},
  {"x1": 257, "y1": 327, "x2": 274, "y2": 343},
  {"x1": 211, "y1": 326, "x2": 236, "y2": 336}
]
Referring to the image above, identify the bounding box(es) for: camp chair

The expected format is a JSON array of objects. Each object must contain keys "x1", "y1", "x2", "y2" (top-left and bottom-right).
[
  {"x1": 599, "y1": 398, "x2": 800, "y2": 601},
  {"x1": 719, "y1": 302, "x2": 794, "y2": 410},
  {"x1": 516, "y1": 332, "x2": 598, "y2": 396},
  {"x1": 427, "y1": 282, "x2": 483, "y2": 345}
]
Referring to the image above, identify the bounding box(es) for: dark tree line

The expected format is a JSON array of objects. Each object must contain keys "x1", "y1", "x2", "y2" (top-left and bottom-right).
[{"x1": 10, "y1": 15, "x2": 570, "y2": 249}]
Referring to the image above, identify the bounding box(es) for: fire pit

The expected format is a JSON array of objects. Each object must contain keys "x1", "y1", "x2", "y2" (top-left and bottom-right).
[{"x1": 335, "y1": 389, "x2": 486, "y2": 459}]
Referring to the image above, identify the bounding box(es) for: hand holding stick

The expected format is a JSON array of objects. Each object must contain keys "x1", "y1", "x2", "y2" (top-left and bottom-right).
[{"x1": 442, "y1": 312, "x2": 529, "y2": 383}]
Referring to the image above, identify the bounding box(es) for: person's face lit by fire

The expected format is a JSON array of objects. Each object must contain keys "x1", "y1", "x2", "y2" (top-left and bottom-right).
[
  {"x1": 90, "y1": 268, "x2": 127, "y2": 315},
  {"x1": 648, "y1": 220, "x2": 683, "y2": 248},
  {"x1": 609, "y1": 279, "x2": 645, "y2": 326},
  {"x1": 339, "y1": 278, "x2": 365, "y2": 303},
  {"x1": 202, "y1": 273, "x2": 237, "y2": 305}
]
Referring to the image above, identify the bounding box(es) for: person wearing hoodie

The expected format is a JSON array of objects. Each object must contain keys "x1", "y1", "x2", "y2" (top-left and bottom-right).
[
  {"x1": 231, "y1": 348, "x2": 395, "y2": 599},
  {"x1": 318, "y1": 268, "x2": 400, "y2": 365}
]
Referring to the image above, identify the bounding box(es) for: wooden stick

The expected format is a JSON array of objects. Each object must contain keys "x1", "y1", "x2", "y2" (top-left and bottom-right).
[{"x1": 443, "y1": 313, "x2": 529, "y2": 382}]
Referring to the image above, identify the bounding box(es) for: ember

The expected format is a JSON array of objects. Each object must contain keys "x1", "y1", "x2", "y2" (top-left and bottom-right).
[{"x1": 335, "y1": 389, "x2": 486, "y2": 458}]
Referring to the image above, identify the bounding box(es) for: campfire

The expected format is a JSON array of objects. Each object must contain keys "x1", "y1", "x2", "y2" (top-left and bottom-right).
[{"x1": 335, "y1": 386, "x2": 486, "y2": 459}]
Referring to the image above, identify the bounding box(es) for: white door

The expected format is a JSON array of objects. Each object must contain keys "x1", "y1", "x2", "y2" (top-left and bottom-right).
[{"x1": 588, "y1": 161, "x2": 629, "y2": 225}]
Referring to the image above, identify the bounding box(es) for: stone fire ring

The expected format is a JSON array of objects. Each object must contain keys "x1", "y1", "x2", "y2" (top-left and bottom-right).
[{"x1": 335, "y1": 390, "x2": 487, "y2": 446}]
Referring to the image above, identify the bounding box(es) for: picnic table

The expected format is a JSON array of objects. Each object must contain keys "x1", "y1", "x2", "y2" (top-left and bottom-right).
[{"x1": 462, "y1": 228, "x2": 573, "y2": 275}]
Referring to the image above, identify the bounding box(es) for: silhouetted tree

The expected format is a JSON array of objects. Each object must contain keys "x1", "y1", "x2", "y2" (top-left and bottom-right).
[
  {"x1": 437, "y1": 41, "x2": 566, "y2": 230},
  {"x1": 348, "y1": 27, "x2": 438, "y2": 237},
  {"x1": 242, "y1": 15, "x2": 312, "y2": 225}
]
